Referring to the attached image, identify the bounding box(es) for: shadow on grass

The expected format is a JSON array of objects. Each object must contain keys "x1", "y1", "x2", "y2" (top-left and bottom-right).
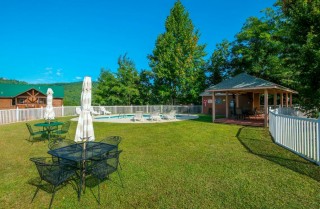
[
  {"x1": 191, "y1": 114, "x2": 225, "y2": 123},
  {"x1": 25, "y1": 136, "x2": 47, "y2": 144},
  {"x1": 236, "y1": 127, "x2": 320, "y2": 182}
]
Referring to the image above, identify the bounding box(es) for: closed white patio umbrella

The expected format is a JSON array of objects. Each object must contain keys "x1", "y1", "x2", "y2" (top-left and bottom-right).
[
  {"x1": 74, "y1": 76, "x2": 95, "y2": 194},
  {"x1": 44, "y1": 88, "x2": 55, "y2": 122},
  {"x1": 75, "y1": 76, "x2": 95, "y2": 142}
]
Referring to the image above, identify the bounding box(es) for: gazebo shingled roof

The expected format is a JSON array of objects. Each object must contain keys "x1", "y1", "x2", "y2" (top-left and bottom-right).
[{"x1": 206, "y1": 73, "x2": 297, "y2": 94}]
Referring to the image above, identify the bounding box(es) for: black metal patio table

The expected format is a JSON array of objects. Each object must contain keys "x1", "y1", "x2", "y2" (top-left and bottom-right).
[{"x1": 48, "y1": 141, "x2": 117, "y2": 198}]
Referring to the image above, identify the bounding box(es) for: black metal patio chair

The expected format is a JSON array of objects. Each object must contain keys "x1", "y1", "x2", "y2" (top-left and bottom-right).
[
  {"x1": 89, "y1": 150, "x2": 123, "y2": 204},
  {"x1": 26, "y1": 123, "x2": 47, "y2": 142},
  {"x1": 29, "y1": 157, "x2": 77, "y2": 209},
  {"x1": 100, "y1": 136, "x2": 122, "y2": 169}
]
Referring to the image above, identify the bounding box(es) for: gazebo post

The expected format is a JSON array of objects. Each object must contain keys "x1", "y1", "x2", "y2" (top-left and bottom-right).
[
  {"x1": 286, "y1": 92, "x2": 289, "y2": 107},
  {"x1": 290, "y1": 93, "x2": 293, "y2": 107},
  {"x1": 264, "y1": 89, "x2": 268, "y2": 127},
  {"x1": 280, "y1": 93, "x2": 283, "y2": 107},
  {"x1": 236, "y1": 94, "x2": 239, "y2": 108},
  {"x1": 252, "y1": 92, "x2": 255, "y2": 110},
  {"x1": 225, "y1": 92, "x2": 229, "y2": 118},
  {"x1": 273, "y1": 93, "x2": 277, "y2": 109},
  {"x1": 212, "y1": 93, "x2": 216, "y2": 122}
]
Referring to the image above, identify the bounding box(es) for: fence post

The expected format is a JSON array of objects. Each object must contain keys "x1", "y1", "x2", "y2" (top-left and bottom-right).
[{"x1": 62, "y1": 105, "x2": 64, "y2": 116}]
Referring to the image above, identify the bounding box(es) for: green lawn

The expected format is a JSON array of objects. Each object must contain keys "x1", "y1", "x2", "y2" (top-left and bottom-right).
[{"x1": 0, "y1": 115, "x2": 319, "y2": 209}]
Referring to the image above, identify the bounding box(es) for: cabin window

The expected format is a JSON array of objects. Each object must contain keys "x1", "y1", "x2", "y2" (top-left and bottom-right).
[
  {"x1": 38, "y1": 98, "x2": 46, "y2": 104},
  {"x1": 18, "y1": 98, "x2": 25, "y2": 104},
  {"x1": 12, "y1": 99, "x2": 16, "y2": 105}
]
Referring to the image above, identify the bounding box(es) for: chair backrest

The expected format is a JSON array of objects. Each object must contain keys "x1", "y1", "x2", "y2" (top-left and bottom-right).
[
  {"x1": 236, "y1": 108, "x2": 242, "y2": 115},
  {"x1": 61, "y1": 121, "x2": 71, "y2": 132},
  {"x1": 91, "y1": 150, "x2": 122, "y2": 179},
  {"x1": 30, "y1": 157, "x2": 75, "y2": 186},
  {"x1": 101, "y1": 136, "x2": 122, "y2": 146},
  {"x1": 48, "y1": 139, "x2": 75, "y2": 150},
  {"x1": 106, "y1": 150, "x2": 122, "y2": 170},
  {"x1": 26, "y1": 123, "x2": 34, "y2": 134},
  {"x1": 170, "y1": 110, "x2": 176, "y2": 116},
  {"x1": 135, "y1": 111, "x2": 143, "y2": 118},
  {"x1": 76, "y1": 107, "x2": 81, "y2": 115},
  {"x1": 151, "y1": 111, "x2": 160, "y2": 116}
]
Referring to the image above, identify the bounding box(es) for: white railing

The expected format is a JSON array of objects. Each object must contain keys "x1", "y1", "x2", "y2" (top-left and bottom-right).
[
  {"x1": 269, "y1": 109, "x2": 320, "y2": 165},
  {"x1": 0, "y1": 105, "x2": 201, "y2": 125}
]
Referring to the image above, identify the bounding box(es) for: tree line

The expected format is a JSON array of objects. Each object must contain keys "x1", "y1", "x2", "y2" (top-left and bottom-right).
[{"x1": 93, "y1": 0, "x2": 320, "y2": 115}]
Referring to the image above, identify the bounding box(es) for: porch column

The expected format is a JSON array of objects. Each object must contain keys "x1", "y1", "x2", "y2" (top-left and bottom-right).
[
  {"x1": 212, "y1": 93, "x2": 216, "y2": 122},
  {"x1": 236, "y1": 94, "x2": 239, "y2": 108},
  {"x1": 226, "y1": 92, "x2": 229, "y2": 118},
  {"x1": 286, "y1": 92, "x2": 289, "y2": 107},
  {"x1": 290, "y1": 93, "x2": 293, "y2": 107},
  {"x1": 264, "y1": 89, "x2": 269, "y2": 127},
  {"x1": 273, "y1": 93, "x2": 277, "y2": 109},
  {"x1": 252, "y1": 92, "x2": 255, "y2": 109},
  {"x1": 280, "y1": 93, "x2": 283, "y2": 107}
]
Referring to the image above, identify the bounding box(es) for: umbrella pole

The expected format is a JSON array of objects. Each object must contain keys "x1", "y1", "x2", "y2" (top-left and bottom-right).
[{"x1": 82, "y1": 141, "x2": 87, "y2": 194}]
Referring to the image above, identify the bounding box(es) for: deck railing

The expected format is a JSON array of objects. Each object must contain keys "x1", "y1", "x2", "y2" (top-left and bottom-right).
[
  {"x1": 269, "y1": 108, "x2": 320, "y2": 165},
  {"x1": 0, "y1": 105, "x2": 201, "y2": 125}
]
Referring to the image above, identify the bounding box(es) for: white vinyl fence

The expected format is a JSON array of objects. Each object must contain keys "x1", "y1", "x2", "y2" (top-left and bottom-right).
[
  {"x1": 0, "y1": 105, "x2": 201, "y2": 125},
  {"x1": 269, "y1": 109, "x2": 320, "y2": 165}
]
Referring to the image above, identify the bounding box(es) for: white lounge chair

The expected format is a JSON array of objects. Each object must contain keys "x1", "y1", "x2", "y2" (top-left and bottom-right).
[
  {"x1": 100, "y1": 106, "x2": 111, "y2": 115},
  {"x1": 163, "y1": 110, "x2": 176, "y2": 120},
  {"x1": 76, "y1": 107, "x2": 81, "y2": 115},
  {"x1": 90, "y1": 107, "x2": 100, "y2": 115},
  {"x1": 133, "y1": 111, "x2": 144, "y2": 122},
  {"x1": 150, "y1": 111, "x2": 161, "y2": 121}
]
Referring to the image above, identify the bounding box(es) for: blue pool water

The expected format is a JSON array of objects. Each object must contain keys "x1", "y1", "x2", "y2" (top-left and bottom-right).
[{"x1": 96, "y1": 114, "x2": 182, "y2": 120}]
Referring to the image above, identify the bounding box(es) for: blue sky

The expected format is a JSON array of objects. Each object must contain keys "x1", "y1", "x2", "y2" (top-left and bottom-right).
[{"x1": 0, "y1": 0, "x2": 276, "y2": 84}]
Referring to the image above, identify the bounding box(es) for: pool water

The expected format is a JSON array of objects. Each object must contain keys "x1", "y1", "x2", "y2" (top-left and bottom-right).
[{"x1": 96, "y1": 114, "x2": 182, "y2": 120}]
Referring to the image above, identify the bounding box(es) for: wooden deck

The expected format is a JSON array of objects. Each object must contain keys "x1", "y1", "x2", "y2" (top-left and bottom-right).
[{"x1": 214, "y1": 115, "x2": 265, "y2": 127}]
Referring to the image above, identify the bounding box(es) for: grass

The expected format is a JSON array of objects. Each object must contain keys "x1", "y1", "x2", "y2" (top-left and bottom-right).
[{"x1": 0, "y1": 115, "x2": 319, "y2": 208}]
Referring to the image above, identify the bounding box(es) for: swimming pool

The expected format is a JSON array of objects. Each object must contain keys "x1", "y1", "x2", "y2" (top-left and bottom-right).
[
  {"x1": 83, "y1": 114, "x2": 199, "y2": 123},
  {"x1": 96, "y1": 114, "x2": 151, "y2": 120}
]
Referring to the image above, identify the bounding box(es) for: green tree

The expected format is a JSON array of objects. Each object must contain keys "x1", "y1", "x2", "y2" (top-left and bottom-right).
[
  {"x1": 137, "y1": 70, "x2": 154, "y2": 105},
  {"x1": 115, "y1": 54, "x2": 140, "y2": 105},
  {"x1": 207, "y1": 40, "x2": 231, "y2": 86},
  {"x1": 93, "y1": 68, "x2": 121, "y2": 105},
  {"x1": 230, "y1": 7, "x2": 294, "y2": 85},
  {"x1": 282, "y1": 0, "x2": 320, "y2": 115},
  {"x1": 148, "y1": 0, "x2": 206, "y2": 104}
]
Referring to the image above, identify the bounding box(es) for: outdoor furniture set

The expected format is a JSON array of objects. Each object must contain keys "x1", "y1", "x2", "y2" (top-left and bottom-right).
[
  {"x1": 26, "y1": 121, "x2": 71, "y2": 141},
  {"x1": 29, "y1": 135, "x2": 123, "y2": 208}
]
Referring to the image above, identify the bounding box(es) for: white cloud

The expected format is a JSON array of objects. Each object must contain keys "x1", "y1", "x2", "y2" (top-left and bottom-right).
[
  {"x1": 56, "y1": 69, "x2": 63, "y2": 76},
  {"x1": 75, "y1": 76, "x2": 82, "y2": 80},
  {"x1": 44, "y1": 67, "x2": 53, "y2": 75}
]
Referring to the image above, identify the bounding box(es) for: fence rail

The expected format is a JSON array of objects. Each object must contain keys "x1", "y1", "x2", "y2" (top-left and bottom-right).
[
  {"x1": 0, "y1": 105, "x2": 201, "y2": 125},
  {"x1": 269, "y1": 109, "x2": 320, "y2": 165}
]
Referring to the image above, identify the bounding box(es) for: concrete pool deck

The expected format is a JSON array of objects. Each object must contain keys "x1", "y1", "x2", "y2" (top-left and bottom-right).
[{"x1": 71, "y1": 114, "x2": 199, "y2": 123}]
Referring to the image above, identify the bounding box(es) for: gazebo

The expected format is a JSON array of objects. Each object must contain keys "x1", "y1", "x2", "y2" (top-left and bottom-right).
[{"x1": 204, "y1": 73, "x2": 297, "y2": 127}]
